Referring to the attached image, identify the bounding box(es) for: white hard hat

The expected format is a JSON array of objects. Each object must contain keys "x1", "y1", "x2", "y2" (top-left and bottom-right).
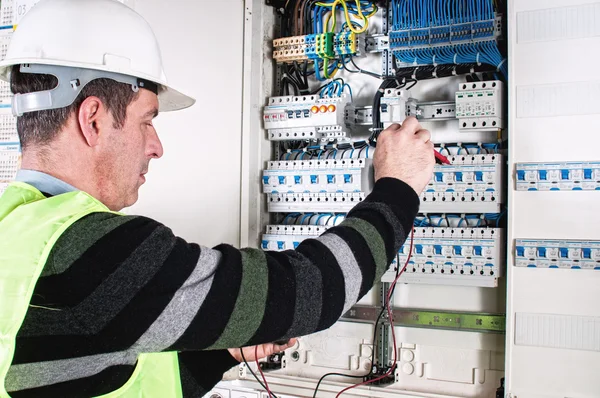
[{"x1": 0, "y1": 0, "x2": 195, "y2": 115}]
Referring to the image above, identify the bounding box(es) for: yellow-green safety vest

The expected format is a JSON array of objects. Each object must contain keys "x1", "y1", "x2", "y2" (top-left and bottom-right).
[{"x1": 0, "y1": 182, "x2": 183, "y2": 397}]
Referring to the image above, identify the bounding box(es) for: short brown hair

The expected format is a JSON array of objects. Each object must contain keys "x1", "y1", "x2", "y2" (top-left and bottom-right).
[{"x1": 10, "y1": 65, "x2": 140, "y2": 149}]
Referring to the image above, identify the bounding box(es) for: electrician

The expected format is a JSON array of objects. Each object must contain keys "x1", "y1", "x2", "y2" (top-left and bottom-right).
[{"x1": 0, "y1": 0, "x2": 434, "y2": 397}]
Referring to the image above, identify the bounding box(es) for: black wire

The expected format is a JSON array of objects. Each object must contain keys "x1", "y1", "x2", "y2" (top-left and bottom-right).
[
  {"x1": 240, "y1": 348, "x2": 280, "y2": 398},
  {"x1": 312, "y1": 253, "x2": 403, "y2": 398}
]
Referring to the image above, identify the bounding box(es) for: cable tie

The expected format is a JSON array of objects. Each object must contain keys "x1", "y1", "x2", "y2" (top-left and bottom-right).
[{"x1": 496, "y1": 58, "x2": 507, "y2": 72}]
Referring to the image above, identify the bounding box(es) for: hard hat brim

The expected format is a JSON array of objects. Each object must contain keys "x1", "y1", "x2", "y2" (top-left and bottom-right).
[
  {"x1": 0, "y1": 59, "x2": 196, "y2": 113},
  {"x1": 158, "y1": 84, "x2": 196, "y2": 112}
]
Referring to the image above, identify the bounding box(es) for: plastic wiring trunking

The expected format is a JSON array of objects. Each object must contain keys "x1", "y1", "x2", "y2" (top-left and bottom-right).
[
  {"x1": 420, "y1": 154, "x2": 504, "y2": 213},
  {"x1": 383, "y1": 227, "x2": 505, "y2": 287}
]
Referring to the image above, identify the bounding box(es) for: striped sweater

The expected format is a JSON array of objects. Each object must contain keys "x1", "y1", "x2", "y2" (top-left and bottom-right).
[{"x1": 6, "y1": 178, "x2": 419, "y2": 397}]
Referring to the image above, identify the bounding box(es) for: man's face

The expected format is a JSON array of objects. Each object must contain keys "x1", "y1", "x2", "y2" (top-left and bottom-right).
[{"x1": 97, "y1": 89, "x2": 162, "y2": 211}]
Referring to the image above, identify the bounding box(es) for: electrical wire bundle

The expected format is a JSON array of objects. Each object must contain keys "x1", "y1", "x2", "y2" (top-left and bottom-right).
[{"x1": 390, "y1": 0, "x2": 507, "y2": 77}]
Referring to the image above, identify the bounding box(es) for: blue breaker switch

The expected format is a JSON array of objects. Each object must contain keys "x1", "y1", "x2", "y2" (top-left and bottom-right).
[
  {"x1": 538, "y1": 170, "x2": 547, "y2": 180},
  {"x1": 475, "y1": 171, "x2": 484, "y2": 181},
  {"x1": 277, "y1": 241, "x2": 285, "y2": 250},
  {"x1": 517, "y1": 170, "x2": 525, "y2": 181},
  {"x1": 278, "y1": 176, "x2": 286, "y2": 185},
  {"x1": 262, "y1": 240, "x2": 269, "y2": 249},
  {"x1": 560, "y1": 248, "x2": 569, "y2": 258},
  {"x1": 537, "y1": 247, "x2": 546, "y2": 257},
  {"x1": 415, "y1": 244, "x2": 423, "y2": 254},
  {"x1": 584, "y1": 169, "x2": 593, "y2": 180},
  {"x1": 287, "y1": 111, "x2": 294, "y2": 119},
  {"x1": 293, "y1": 242, "x2": 300, "y2": 249},
  {"x1": 455, "y1": 172, "x2": 463, "y2": 182},
  {"x1": 454, "y1": 245, "x2": 462, "y2": 255},
  {"x1": 434, "y1": 245, "x2": 443, "y2": 255},
  {"x1": 434, "y1": 172, "x2": 444, "y2": 182},
  {"x1": 344, "y1": 174, "x2": 352, "y2": 183},
  {"x1": 561, "y1": 169, "x2": 569, "y2": 180},
  {"x1": 327, "y1": 175, "x2": 335, "y2": 184},
  {"x1": 294, "y1": 176, "x2": 302, "y2": 184},
  {"x1": 516, "y1": 246, "x2": 525, "y2": 257},
  {"x1": 263, "y1": 176, "x2": 269, "y2": 185},
  {"x1": 583, "y1": 248, "x2": 592, "y2": 259},
  {"x1": 474, "y1": 246, "x2": 483, "y2": 256},
  {"x1": 310, "y1": 175, "x2": 318, "y2": 184}
]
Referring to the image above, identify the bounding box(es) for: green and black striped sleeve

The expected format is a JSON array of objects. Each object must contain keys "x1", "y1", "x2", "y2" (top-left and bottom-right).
[{"x1": 8, "y1": 177, "x2": 418, "y2": 397}]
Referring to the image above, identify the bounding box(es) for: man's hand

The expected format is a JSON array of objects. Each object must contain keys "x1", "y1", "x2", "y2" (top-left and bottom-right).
[
  {"x1": 373, "y1": 117, "x2": 435, "y2": 195},
  {"x1": 228, "y1": 339, "x2": 297, "y2": 363}
]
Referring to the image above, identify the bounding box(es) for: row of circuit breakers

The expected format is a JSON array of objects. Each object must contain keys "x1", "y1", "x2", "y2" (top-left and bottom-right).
[{"x1": 263, "y1": 81, "x2": 504, "y2": 141}]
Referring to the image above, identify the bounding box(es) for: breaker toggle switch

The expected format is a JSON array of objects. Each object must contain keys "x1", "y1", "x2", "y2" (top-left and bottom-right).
[
  {"x1": 434, "y1": 245, "x2": 443, "y2": 255},
  {"x1": 584, "y1": 168, "x2": 593, "y2": 180},
  {"x1": 516, "y1": 246, "x2": 525, "y2": 257},
  {"x1": 561, "y1": 169, "x2": 569, "y2": 180},
  {"x1": 538, "y1": 170, "x2": 547, "y2": 180},
  {"x1": 560, "y1": 248, "x2": 569, "y2": 258},
  {"x1": 344, "y1": 174, "x2": 352, "y2": 183},
  {"x1": 474, "y1": 246, "x2": 483, "y2": 256},
  {"x1": 517, "y1": 170, "x2": 525, "y2": 181},
  {"x1": 415, "y1": 244, "x2": 424, "y2": 254},
  {"x1": 278, "y1": 176, "x2": 286, "y2": 185},
  {"x1": 454, "y1": 245, "x2": 462, "y2": 255},
  {"x1": 263, "y1": 176, "x2": 270, "y2": 185},
  {"x1": 310, "y1": 175, "x2": 318, "y2": 184},
  {"x1": 294, "y1": 176, "x2": 302, "y2": 184},
  {"x1": 475, "y1": 171, "x2": 484, "y2": 181},
  {"x1": 537, "y1": 247, "x2": 546, "y2": 257},
  {"x1": 327, "y1": 175, "x2": 335, "y2": 184},
  {"x1": 455, "y1": 172, "x2": 463, "y2": 182}
]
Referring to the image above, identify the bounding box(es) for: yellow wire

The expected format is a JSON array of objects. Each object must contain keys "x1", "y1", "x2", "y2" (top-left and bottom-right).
[{"x1": 315, "y1": 0, "x2": 374, "y2": 34}]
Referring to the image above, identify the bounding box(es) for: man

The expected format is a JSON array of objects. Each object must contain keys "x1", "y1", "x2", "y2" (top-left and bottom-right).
[{"x1": 0, "y1": 0, "x2": 434, "y2": 397}]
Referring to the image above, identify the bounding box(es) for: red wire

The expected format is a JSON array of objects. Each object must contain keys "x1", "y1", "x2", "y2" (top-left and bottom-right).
[
  {"x1": 255, "y1": 345, "x2": 274, "y2": 398},
  {"x1": 335, "y1": 228, "x2": 415, "y2": 398}
]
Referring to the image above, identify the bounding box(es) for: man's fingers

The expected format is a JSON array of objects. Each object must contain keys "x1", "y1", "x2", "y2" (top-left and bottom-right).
[
  {"x1": 415, "y1": 129, "x2": 431, "y2": 143},
  {"x1": 398, "y1": 116, "x2": 421, "y2": 135}
]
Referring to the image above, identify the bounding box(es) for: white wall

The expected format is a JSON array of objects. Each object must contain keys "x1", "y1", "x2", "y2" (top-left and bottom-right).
[{"x1": 126, "y1": 0, "x2": 245, "y2": 247}]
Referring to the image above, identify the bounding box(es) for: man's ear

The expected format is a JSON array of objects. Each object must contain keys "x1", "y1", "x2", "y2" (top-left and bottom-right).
[{"x1": 77, "y1": 96, "x2": 105, "y2": 147}]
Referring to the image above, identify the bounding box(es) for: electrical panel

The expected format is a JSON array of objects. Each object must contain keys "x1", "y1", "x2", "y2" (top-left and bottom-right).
[
  {"x1": 515, "y1": 161, "x2": 600, "y2": 191},
  {"x1": 219, "y1": 0, "x2": 563, "y2": 397}
]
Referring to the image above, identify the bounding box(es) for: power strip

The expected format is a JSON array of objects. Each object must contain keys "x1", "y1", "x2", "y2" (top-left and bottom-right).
[
  {"x1": 263, "y1": 159, "x2": 371, "y2": 194},
  {"x1": 515, "y1": 239, "x2": 600, "y2": 270},
  {"x1": 267, "y1": 192, "x2": 364, "y2": 213},
  {"x1": 515, "y1": 161, "x2": 600, "y2": 191}
]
